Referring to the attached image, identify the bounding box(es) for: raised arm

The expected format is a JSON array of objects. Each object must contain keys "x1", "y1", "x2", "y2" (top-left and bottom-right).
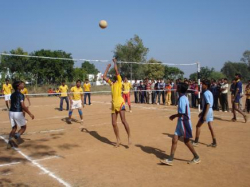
[
  {"x1": 103, "y1": 64, "x2": 111, "y2": 82},
  {"x1": 113, "y1": 58, "x2": 119, "y2": 75}
]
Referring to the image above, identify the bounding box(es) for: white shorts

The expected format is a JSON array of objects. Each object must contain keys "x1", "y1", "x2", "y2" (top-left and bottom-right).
[
  {"x1": 9, "y1": 112, "x2": 26, "y2": 128},
  {"x1": 5, "y1": 94, "x2": 11, "y2": 101},
  {"x1": 71, "y1": 100, "x2": 82, "y2": 109}
]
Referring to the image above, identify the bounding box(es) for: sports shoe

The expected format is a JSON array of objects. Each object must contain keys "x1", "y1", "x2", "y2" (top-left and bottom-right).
[
  {"x1": 187, "y1": 157, "x2": 201, "y2": 164},
  {"x1": 207, "y1": 143, "x2": 217, "y2": 148},
  {"x1": 192, "y1": 142, "x2": 199, "y2": 147},
  {"x1": 160, "y1": 159, "x2": 173, "y2": 166},
  {"x1": 231, "y1": 118, "x2": 237, "y2": 122},
  {"x1": 67, "y1": 119, "x2": 72, "y2": 124}
]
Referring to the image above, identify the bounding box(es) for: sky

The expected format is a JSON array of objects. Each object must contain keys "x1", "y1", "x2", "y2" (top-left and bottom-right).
[{"x1": 0, "y1": 0, "x2": 250, "y2": 77}]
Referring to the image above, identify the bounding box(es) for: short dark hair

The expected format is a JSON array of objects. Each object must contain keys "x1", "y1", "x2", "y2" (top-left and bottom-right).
[
  {"x1": 177, "y1": 82, "x2": 189, "y2": 93},
  {"x1": 62, "y1": 80, "x2": 66, "y2": 83},
  {"x1": 13, "y1": 81, "x2": 21, "y2": 90},
  {"x1": 76, "y1": 80, "x2": 81, "y2": 83},
  {"x1": 85, "y1": 79, "x2": 89, "y2": 81},
  {"x1": 202, "y1": 80, "x2": 211, "y2": 88},
  {"x1": 5, "y1": 78, "x2": 9, "y2": 81},
  {"x1": 235, "y1": 73, "x2": 241, "y2": 78}
]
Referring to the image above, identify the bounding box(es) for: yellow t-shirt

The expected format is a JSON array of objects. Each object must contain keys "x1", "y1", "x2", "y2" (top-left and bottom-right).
[
  {"x1": 122, "y1": 82, "x2": 131, "y2": 94},
  {"x1": 71, "y1": 86, "x2": 83, "y2": 101},
  {"x1": 108, "y1": 75, "x2": 124, "y2": 105},
  {"x1": 59, "y1": 85, "x2": 68, "y2": 97},
  {"x1": 3, "y1": 84, "x2": 12, "y2": 95},
  {"x1": 21, "y1": 88, "x2": 28, "y2": 95},
  {"x1": 83, "y1": 83, "x2": 91, "y2": 92}
]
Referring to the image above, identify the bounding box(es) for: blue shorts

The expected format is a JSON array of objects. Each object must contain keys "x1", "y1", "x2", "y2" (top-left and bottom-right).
[
  {"x1": 200, "y1": 108, "x2": 213, "y2": 123},
  {"x1": 175, "y1": 118, "x2": 192, "y2": 138},
  {"x1": 234, "y1": 95, "x2": 241, "y2": 103}
]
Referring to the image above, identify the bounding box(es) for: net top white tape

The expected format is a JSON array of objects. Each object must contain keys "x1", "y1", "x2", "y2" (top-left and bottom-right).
[{"x1": 0, "y1": 53, "x2": 197, "y2": 66}]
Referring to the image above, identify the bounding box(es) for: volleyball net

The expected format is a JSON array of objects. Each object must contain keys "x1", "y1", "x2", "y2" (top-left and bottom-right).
[{"x1": 0, "y1": 53, "x2": 201, "y2": 111}]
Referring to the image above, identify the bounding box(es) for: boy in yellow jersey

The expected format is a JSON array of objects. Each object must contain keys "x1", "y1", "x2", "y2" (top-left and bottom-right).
[
  {"x1": 20, "y1": 81, "x2": 31, "y2": 117},
  {"x1": 83, "y1": 79, "x2": 92, "y2": 105},
  {"x1": 122, "y1": 77, "x2": 132, "y2": 112},
  {"x1": 103, "y1": 58, "x2": 131, "y2": 147},
  {"x1": 68, "y1": 80, "x2": 84, "y2": 127},
  {"x1": 2, "y1": 79, "x2": 13, "y2": 110},
  {"x1": 59, "y1": 80, "x2": 69, "y2": 111}
]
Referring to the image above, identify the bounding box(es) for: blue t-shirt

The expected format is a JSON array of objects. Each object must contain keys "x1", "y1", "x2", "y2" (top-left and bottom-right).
[
  {"x1": 178, "y1": 94, "x2": 191, "y2": 121},
  {"x1": 202, "y1": 90, "x2": 213, "y2": 110},
  {"x1": 10, "y1": 91, "x2": 25, "y2": 112},
  {"x1": 234, "y1": 80, "x2": 242, "y2": 96}
]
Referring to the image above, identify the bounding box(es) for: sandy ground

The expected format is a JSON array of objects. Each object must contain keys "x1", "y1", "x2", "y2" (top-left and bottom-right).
[{"x1": 0, "y1": 95, "x2": 250, "y2": 187}]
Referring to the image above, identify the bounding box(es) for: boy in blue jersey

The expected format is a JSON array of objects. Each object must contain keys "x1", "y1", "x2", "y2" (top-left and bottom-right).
[
  {"x1": 232, "y1": 74, "x2": 248, "y2": 123},
  {"x1": 193, "y1": 80, "x2": 217, "y2": 147},
  {"x1": 160, "y1": 83, "x2": 200, "y2": 166}
]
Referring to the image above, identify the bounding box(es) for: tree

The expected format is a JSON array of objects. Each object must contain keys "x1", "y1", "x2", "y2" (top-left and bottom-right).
[
  {"x1": 81, "y1": 61, "x2": 99, "y2": 75},
  {"x1": 143, "y1": 58, "x2": 165, "y2": 79},
  {"x1": 241, "y1": 50, "x2": 250, "y2": 67},
  {"x1": 189, "y1": 66, "x2": 225, "y2": 80},
  {"x1": 164, "y1": 66, "x2": 184, "y2": 80},
  {"x1": 113, "y1": 35, "x2": 149, "y2": 80},
  {"x1": 221, "y1": 61, "x2": 250, "y2": 82},
  {"x1": 73, "y1": 68, "x2": 87, "y2": 81}
]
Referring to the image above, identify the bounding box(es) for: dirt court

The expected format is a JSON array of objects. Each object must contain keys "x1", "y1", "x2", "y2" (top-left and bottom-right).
[{"x1": 0, "y1": 95, "x2": 250, "y2": 187}]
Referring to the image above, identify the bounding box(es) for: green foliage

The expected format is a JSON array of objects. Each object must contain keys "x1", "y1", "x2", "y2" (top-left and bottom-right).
[
  {"x1": 81, "y1": 61, "x2": 99, "y2": 75},
  {"x1": 73, "y1": 68, "x2": 87, "y2": 81},
  {"x1": 221, "y1": 61, "x2": 250, "y2": 82},
  {"x1": 164, "y1": 66, "x2": 184, "y2": 80},
  {"x1": 144, "y1": 58, "x2": 165, "y2": 79},
  {"x1": 189, "y1": 66, "x2": 225, "y2": 80},
  {"x1": 241, "y1": 50, "x2": 250, "y2": 67},
  {"x1": 113, "y1": 35, "x2": 149, "y2": 79}
]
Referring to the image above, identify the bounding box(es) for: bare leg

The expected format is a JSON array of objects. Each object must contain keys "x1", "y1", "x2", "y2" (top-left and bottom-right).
[
  {"x1": 5, "y1": 101, "x2": 10, "y2": 110},
  {"x1": 184, "y1": 138, "x2": 199, "y2": 158},
  {"x1": 17, "y1": 126, "x2": 27, "y2": 136},
  {"x1": 119, "y1": 110, "x2": 132, "y2": 145},
  {"x1": 169, "y1": 135, "x2": 179, "y2": 159},
  {"x1": 195, "y1": 120, "x2": 204, "y2": 142},
  {"x1": 208, "y1": 122, "x2": 216, "y2": 139},
  {"x1": 112, "y1": 112, "x2": 121, "y2": 147},
  {"x1": 9, "y1": 125, "x2": 17, "y2": 139},
  {"x1": 234, "y1": 103, "x2": 247, "y2": 122}
]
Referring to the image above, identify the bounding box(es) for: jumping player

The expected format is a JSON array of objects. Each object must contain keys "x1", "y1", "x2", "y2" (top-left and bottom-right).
[
  {"x1": 103, "y1": 58, "x2": 131, "y2": 147},
  {"x1": 8, "y1": 81, "x2": 34, "y2": 148},
  {"x1": 193, "y1": 80, "x2": 217, "y2": 147},
  {"x1": 68, "y1": 80, "x2": 84, "y2": 127},
  {"x1": 160, "y1": 82, "x2": 200, "y2": 166}
]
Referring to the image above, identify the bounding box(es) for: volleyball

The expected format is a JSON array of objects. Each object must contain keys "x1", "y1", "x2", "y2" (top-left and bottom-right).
[{"x1": 99, "y1": 20, "x2": 108, "y2": 29}]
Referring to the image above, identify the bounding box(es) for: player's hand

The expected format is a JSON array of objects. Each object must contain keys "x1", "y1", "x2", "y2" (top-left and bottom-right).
[
  {"x1": 112, "y1": 58, "x2": 117, "y2": 63},
  {"x1": 107, "y1": 64, "x2": 111, "y2": 68},
  {"x1": 169, "y1": 115, "x2": 176, "y2": 121},
  {"x1": 70, "y1": 100, "x2": 73, "y2": 105},
  {"x1": 82, "y1": 103, "x2": 85, "y2": 108},
  {"x1": 198, "y1": 113, "x2": 202, "y2": 117},
  {"x1": 203, "y1": 116, "x2": 206, "y2": 122},
  {"x1": 30, "y1": 114, "x2": 35, "y2": 120}
]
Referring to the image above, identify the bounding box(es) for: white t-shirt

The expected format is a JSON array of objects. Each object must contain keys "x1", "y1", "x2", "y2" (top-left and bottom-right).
[{"x1": 221, "y1": 83, "x2": 228, "y2": 94}]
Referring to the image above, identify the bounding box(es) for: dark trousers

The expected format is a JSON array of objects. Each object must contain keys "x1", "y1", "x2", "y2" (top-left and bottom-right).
[
  {"x1": 220, "y1": 93, "x2": 229, "y2": 111},
  {"x1": 60, "y1": 97, "x2": 69, "y2": 111},
  {"x1": 171, "y1": 91, "x2": 176, "y2": 105},
  {"x1": 158, "y1": 91, "x2": 165, "y2": 104},
  {"x1": 246, "y1": 99, "x2": 250, "y2": 113},
  {"x1": 134, "y1": 91, "x2": 139, "y2": 103},
  {"x1": 84, "y1": 92, "x2": 91, "y2": 105},
  {"x1": 140, "y1": 92, "x2": 146, "y2": 103},
  {"x1": 192, "y1": 93, "x2": 198, "y2": 108},
  {"x1": 152, "y1": 91, "x2": 156, "y2": 104},
  {"x1": 213, "y1": 95, "x2": 219, "y2": 110}
]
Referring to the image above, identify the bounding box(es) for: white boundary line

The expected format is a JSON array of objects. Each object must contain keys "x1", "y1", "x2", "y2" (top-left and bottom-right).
[
  {"x1": 0, "y1": 135, "x2": 71, "y2": 187},
  {"x1": 0, "y1": 155, "x2": 60, "y2": 167}
]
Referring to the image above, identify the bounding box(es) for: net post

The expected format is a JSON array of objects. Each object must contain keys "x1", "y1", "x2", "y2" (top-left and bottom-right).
[{"x1": 197, "y1": 62, "x2": 201, "y2": 112}]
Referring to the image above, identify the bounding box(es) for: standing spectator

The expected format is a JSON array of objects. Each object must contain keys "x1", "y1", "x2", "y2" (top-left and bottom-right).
[
  {"x1": 245, "y1": 80, "x2": 250, "y2": 114},
  {"x1": 154, "y1": 79, "x2": 160, "y2": 104},
  {"x1": 210, "y1": 80, "x2": 219, "y2": 111},
  {"x1": 83, "y1": 79, "x2": 92, "y2": 105},
  {"x1": 145, "y1": 79, "x2": 152, "y2": 104},
  {"x1": 139, "y1": 81, "x2": 146, "y2": 103},
  {"x1": 170, "y1": 79, "x2": 176, "y2": 105},
  {"x1": 165, "y1": 80, "x2": 172, "y2": 106},
  {"x1": 122, "y1": 77, "x2": 132, "y2": 112},
  {"x1": 220, "y1": 78, "x2": 229, "y2": 112},
  {"x1": 133, "y1": 80, "x2": 140, "y2": 103},
  {"x1": 158, "y1": 79, "x2": 165, "y2": 105},
  {"x1": 151, "y1": 79, "x2": 156, "y2": 104}
]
